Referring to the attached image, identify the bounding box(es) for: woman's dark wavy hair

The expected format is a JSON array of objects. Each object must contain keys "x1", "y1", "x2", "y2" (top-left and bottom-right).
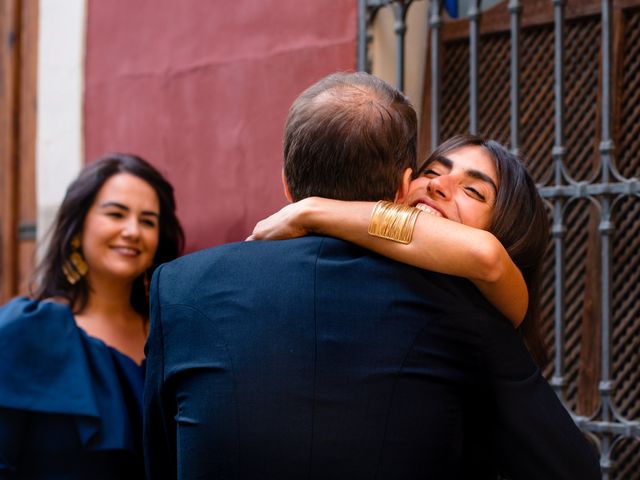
[
  {"x1": 420, "y1": 134, "x2": 550, "y2": 365},
  {"x1": 32, "y1": 153, "x2": 184, "y2": 316}
]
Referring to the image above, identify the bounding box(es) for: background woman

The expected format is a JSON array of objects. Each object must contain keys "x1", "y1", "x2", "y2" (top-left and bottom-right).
[
  {"x1": 0, "y1": 154, "x2": 183, "y2": 478},
  {"x1": 250, "y1": 134, "x2": 549, "y2": 364}
]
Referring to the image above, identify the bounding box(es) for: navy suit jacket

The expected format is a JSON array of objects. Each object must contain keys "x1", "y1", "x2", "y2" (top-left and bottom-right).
[{"x1": 144, "y1": 236, "x2": 600, "y2": 479}]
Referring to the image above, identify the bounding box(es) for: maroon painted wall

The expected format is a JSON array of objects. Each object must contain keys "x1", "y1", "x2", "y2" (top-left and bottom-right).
[{"x1": 84, "y1": 0, "x2": 357, "y2": 252}]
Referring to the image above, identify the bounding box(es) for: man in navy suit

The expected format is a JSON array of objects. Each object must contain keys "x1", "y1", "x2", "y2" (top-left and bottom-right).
[{"x1": 144, "y1": 72, "x2": 600, "y2": 479}]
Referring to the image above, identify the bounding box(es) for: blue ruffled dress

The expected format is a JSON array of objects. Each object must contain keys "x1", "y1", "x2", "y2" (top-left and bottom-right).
[{"x1": 0, "y1": 297, "x2": 146, "y2": 479}]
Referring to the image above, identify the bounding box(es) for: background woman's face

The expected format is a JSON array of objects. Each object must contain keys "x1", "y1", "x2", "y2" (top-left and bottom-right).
[
  {"x1": 80, "y1": 173, "x2": 160, "y2": 284},
  {"x1": 404, "y1": 145, "x2": 498, "y2": 230}
]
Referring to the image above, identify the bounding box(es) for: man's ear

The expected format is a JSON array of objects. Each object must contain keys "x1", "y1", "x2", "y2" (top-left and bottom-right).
[
  {"x1": 394, "y1": 168, "x2": 413, "y2": 204},
  {"x1": 282, "y1": 170, "x2": 293, "y2": 202}
]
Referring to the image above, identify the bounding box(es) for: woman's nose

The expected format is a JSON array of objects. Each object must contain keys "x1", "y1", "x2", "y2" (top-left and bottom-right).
[
  {"x1": 121, "y1": 218, "x2": 141, "y2": 238},
  {"x1": 426, "y1": 175, "x2": 451, "y2": 199}
]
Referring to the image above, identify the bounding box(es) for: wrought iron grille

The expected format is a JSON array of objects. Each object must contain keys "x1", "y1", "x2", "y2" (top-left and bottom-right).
[{"x1": 359, "y1": 1, "x2": 640, "y2": 478}]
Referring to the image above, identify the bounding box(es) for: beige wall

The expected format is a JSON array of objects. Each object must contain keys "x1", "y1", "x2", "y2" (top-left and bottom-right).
[
  {"x1": 370, "y1": 2, "x2": 428, "y2": 120},
  {"x1": 36, "y1": 0, "x2": 86, "y2": 248}
]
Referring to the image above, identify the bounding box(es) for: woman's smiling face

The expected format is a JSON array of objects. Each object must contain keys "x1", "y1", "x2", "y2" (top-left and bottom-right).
[
  {"x1": 80, "y1": 173, "x2": 160, "y2": 284},
  {"x1": 403, "y1": 145, "x2": 499, "y2": 230}
]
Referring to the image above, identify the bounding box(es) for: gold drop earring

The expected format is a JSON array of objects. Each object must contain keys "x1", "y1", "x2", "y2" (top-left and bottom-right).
[{"x1": 62, "y1": 236, "x2": 89, "y2": 285}]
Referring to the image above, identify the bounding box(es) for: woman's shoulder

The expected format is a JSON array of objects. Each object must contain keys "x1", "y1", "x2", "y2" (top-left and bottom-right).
[
  {"x1": 0, "y1": 296, "x2": 78, "y2": 341},
  {"x1": 0, "y1": 296, "x2": 98, "y2": 416},
  {"x1": 1, "y1": 293, "x2": 70, "y2": 316}
]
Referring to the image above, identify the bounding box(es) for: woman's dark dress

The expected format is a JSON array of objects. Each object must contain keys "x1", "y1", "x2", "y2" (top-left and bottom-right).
[{"x1": 0, "y1": 297, "x2": 145, "y2": 479}]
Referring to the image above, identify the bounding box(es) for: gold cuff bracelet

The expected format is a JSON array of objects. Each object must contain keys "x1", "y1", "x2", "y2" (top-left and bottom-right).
[{"x1": 367, "y1": 200, "x2": 421, "y2": 244}]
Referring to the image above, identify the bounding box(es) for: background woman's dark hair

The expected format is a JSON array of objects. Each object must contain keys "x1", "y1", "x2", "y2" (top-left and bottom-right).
[
  {"x1": 32, "y1": 153, "x2": 184, "y2": 316},
  {"x1": 421, "y1": 134, "x2": 550, "y2": 366}
]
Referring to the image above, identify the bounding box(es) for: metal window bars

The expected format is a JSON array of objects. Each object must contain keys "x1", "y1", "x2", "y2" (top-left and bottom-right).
[{"x1": 358, "y1": 1, "x2": 640, "y2": 477}]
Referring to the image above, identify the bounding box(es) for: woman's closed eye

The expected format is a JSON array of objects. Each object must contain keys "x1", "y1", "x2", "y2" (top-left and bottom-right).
[
  {"x1": 464, "y1": 186, "x2": 486, "y2": 201},
  {"x1": 422, "y1": 168, "x2": 441, "y2": 178},
  {"x1": 140, "y1": 218, "x2": 157, "y2": 228},
  {"x1": 105, "y1": 210, "x2": 156, "y2": 228}
]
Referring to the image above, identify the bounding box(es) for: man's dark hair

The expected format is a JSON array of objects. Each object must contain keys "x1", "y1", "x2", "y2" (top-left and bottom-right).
[{"x1": 283, "y1": 72, "x2": 417, "y2": 201}]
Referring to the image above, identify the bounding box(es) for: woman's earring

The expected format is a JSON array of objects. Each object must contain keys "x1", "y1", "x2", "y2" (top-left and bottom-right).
[{"x1": 62, "y1": 236, "x2": 89, "y2": 285}]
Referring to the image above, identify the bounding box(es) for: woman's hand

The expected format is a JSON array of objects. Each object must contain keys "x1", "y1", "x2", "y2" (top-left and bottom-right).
[{"x1": 247, "y1": 199, "x2": 314, "y2": 241}]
